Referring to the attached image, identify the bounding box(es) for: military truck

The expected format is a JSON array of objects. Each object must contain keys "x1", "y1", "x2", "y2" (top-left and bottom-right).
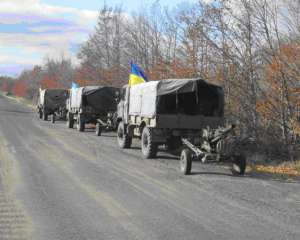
[
  {"x1": 37, "y1": 88, "x2": 69, "y2": 123},
  {"x1": 66, "y1": 86, "x2": 120, "y2": 133},
  {"x1": 117, "y1": 78, "x2": 246, "y2": 175}
]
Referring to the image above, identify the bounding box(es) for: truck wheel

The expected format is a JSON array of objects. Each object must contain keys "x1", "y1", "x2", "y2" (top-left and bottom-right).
[
  {"x1": 180, "y1": 148, "x2": 192, "y2": 175},
  {"x1": 231, "y1": 155, "x2": 246, "y2": 176},
  {"x1": 141, "y1": 127, "x2": 157, "y2": 159},
  {"x1": 67, "y1": 112, "x2": 74, "y2": 128},
  {"x1": 95, "y1": 122, "x2": 102, "y2": 136},
  {"x1": 51, "y1": 114, "x2": 56, "y2": 124},
  {"x1": 42, "y1": 111, "x2": 48, "y2": 121},
  {"x1": 117, "y1": 122, "x2": 132, "y2": 148},
  {"x1": 38, "y1": 110, "x2": 42, "y2": 119},
  {"x1": 77, "y1": 114, "x2": 85, "y2": 132}
]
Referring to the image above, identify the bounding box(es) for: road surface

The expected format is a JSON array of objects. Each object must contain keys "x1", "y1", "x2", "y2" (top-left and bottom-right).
[{"x1": 0, "y1": 94, "x2": 300, "y2": 240}]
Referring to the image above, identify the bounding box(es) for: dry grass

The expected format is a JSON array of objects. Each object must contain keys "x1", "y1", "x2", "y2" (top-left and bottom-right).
[
  {"x1": 0, "y1": 91, "x2": 35, "y2": 109},
  {"x1": 249, "y1": 160, "x2": 300, "y2": 176}
]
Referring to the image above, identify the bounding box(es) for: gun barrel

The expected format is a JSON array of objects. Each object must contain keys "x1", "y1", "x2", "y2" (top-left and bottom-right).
[{"x1": 211, "y1": 125, "x2": 234, "y2": 143}]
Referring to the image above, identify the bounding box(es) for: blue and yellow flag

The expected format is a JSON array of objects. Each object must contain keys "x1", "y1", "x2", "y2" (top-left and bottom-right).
[
  {"x1": 71, "y1": 82, "x2": 79, "y2": 89},
  {"x1": 128, "y1": 63, "x2": 148, "y2": 86}
]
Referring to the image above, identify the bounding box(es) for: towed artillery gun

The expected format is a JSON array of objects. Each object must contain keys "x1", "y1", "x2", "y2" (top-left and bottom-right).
[
  {"x1": 117, "y1": 78, "x2": 247, "y2": 175},
  {"x1": 66, "y1": 86, "x2": 120, "y2": 134},
  {"x1": 180, "y1": 124, "x2": 247, "y2": 175},
  {"x1": 37, "y1": 88, "x2": 69, "y2": 123}
]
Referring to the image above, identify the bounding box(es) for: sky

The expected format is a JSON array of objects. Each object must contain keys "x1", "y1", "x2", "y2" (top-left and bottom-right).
[{"x1": 0, "y1": 0, "x2": 197, "y2": 77}]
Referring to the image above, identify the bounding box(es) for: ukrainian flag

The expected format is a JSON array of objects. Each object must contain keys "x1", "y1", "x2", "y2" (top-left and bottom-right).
[
  {"x1": 128, "y1": 63, "x2": 148, "y2": 86},
  {"x1": 71, "y1": 82, "x2": 79, "y2": 89}
]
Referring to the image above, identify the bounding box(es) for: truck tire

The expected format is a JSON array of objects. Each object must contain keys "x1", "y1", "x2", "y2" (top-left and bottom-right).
[
  {"x1": 42, "y1": 111, "x2": 48, "y2": 121},
  {"x1": 67, "y1": 112, "x2": 74, "y2": 128},
  {"x1": 141, "y1": 127, "x2": 158, "y2": 159},
  {"x1": 180, "y1": 148, "x2": 192, "y2": 175},
  {"x1": 51, "y1": 114, "x2": 55, "y2": 124},
  {"x1": 95, "y1": 122, "x2": 102, "y2": 136},
  {"x1": 38, "y1": 109, "x2": 42, "y2": 119},
  {"x1": 117, "y1": 122, "x2": 132, "y2": 148},
  {"x1": 77, "y1": 114, "x2": 85, "y2": 132},
  {"x1": 231, "y1": 155, "x2": 246, "y2": 176}
]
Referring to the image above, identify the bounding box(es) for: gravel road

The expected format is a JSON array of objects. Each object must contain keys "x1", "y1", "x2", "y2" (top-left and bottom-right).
[{"x1": 0, "y1": 94, "x2": 300, "y2": 240}]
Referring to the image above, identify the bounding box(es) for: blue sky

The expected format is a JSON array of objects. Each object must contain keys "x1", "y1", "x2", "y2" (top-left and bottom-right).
[
  {"x1": 0, "y1": 0, "x2": 197, "y2": 77},
  {"x1": 43, "y1": 0, "x2": 193, "y2": 12}
]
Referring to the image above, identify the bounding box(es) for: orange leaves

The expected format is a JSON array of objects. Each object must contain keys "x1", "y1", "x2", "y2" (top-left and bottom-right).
[
  {"x1": 280, "y1": 43, "x2": 300, "y2": 63},
  {"x1": 0, "y1": 80, "x2": 9, "y2": 92},
  {"x1": 266, "y1": 42, "x2": 300, "y2": 84},
  {"x1": 146, "y1": 59, "x2": 196, "y2": 80},
  {"x1": 258, "y1": 42, "x2": 300, "y2": 126},
  {"x1": 40, "y1": 75, "x2": 61, "y2": 89},
  {"x1": 256, "y1": 99, "x2": 275, "y2": 121},
  {"x1": 251, "y1": 162, "x2": 300, "y2": 176},
  {"x1": 170, "y1": 60, "x2": 195, "y2": 79},
  {"x1": 12, "y1": 80, "x2": 27, "y2": 97}
]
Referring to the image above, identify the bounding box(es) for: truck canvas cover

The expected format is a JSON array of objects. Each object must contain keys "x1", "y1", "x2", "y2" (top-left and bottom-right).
[
  {"x1": 39, "y1": 89, "x2": 68, "y2": 110},
  {"x1": 70, "y1": 86, "x2": 119, "y2": 112},
  {"x1": 129, "y1": 78, "x2": 224, "y2": 118}
]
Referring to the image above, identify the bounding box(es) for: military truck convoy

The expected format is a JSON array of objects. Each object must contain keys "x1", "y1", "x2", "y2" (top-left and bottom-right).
[{"x1": 37, "y1": 78, "x2": 247, "y2": 176}]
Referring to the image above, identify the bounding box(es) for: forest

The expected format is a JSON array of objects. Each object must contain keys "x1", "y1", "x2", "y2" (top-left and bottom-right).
[{"x1": 1, "y1": 0, "x2": 300, "y2": 160}]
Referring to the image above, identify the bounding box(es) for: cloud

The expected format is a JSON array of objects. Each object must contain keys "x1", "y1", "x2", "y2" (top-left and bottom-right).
[
  {"x1": 0, "y1": 0, "x2": 98, "y2": 26},
  {"x1": 0, "y1": 0, "x2": 98, "y2": 76}
]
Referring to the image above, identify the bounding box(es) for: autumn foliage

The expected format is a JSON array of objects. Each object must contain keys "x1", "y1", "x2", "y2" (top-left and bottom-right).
[
  {"x1": 12, "y1": 80, "x2": 27, "y2": 97},
  {"x1": 257, "y1": 43, "x2": 300, "y2": 142},
  {"x1": 40, "y1": 75, "x2": 61, "y2": 89},
  {"x1": 0, "y1": 80, "x2": 9, "y2": 92}
]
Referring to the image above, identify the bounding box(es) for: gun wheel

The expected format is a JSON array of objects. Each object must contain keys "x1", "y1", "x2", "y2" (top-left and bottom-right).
[
  {"x1": 95, "y1": 122, "x2": 102, "y2": 136},
  {"x1": 231, "y1": 155, "x2": 246, "y2": 176},
  {"x1": 180, "y1": 148, "x2": 192, "y2": 175}
]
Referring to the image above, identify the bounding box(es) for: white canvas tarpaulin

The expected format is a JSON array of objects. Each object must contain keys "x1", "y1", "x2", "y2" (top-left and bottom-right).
[
  {"x1": 129, "y1": 81, "x2": 158, "y2": 118},
  {"x1": 70, "y1": 87, "x2": 84, "y2": 109}
]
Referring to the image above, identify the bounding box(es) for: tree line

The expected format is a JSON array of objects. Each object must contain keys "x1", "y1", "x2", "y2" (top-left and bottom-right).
[{"x1": 1, "y1": 0, "x2": 300, "y2": 158}]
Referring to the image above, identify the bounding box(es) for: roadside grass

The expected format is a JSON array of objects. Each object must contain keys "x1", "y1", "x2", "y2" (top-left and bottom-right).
[
  {"x1": 296, "y1": 161, "x2": 300, "y2": 173},
  {"x1": 0, "y1": 91, "x2": 35, "y2": 109}
]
